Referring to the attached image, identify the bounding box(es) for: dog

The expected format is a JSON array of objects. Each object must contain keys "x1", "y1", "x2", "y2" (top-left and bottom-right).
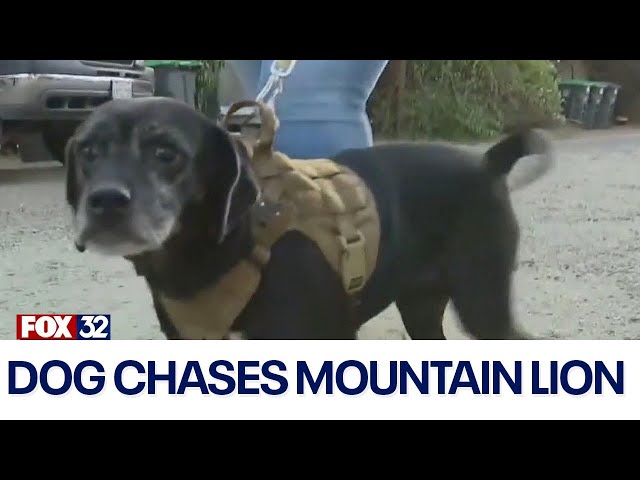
[{"x1": 64, "y1": 97, "x2": 554, "y2": 340}]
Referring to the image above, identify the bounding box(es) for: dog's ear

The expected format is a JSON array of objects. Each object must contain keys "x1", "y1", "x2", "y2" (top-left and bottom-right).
[
  {"x1": 64, "y1": 135, "x2": 79, "y2": 211},
  {"x1": 201, "y1": 122, "x2": 260, "y2": 243}
]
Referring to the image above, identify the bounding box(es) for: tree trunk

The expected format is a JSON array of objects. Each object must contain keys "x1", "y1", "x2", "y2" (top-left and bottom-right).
[{"x1": 375, "y1": 60, "x2": 408, "y2": 135}]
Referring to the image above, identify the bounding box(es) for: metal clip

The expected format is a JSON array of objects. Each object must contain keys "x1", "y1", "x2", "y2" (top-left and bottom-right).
[
  {"x1": 255, "y1": 77, "x2": 280, "y2": 110},
  {"x1": 255, "y1": 60, "x2": 298, "y2": 111},
  {"x1": 339, "y1": 231, "x2": 366, "y2": 294},
  {"x1": 271, "y1": 60, "x2": 297, "y2": 78}
]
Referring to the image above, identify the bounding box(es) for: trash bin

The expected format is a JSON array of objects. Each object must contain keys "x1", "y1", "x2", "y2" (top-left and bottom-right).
[
  {"x1": 582, "y1": 82, "x2": 607, "y2": 130},
  {"x1": 594, "y1": 82, "x2": 621, "y2": 129},
  {"x1": 146, "y1": 60, "x2": 203, "y2": 108},
  {"x1": 559, "y1": 79, "x2": 594, "y2": 125}
]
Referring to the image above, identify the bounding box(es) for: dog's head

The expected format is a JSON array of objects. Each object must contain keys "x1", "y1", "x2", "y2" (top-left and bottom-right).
[{"x1": 65, "y1": 97, "x2": 259, "y2": 257}]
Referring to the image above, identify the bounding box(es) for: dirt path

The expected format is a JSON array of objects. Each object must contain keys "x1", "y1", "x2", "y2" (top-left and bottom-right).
[{"x1": 2, "y1": 128, "x2": 640, "y2": 340}]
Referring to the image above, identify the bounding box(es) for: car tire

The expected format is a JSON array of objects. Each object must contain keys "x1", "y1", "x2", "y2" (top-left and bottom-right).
[
  {"x1": 17, "y1": 132, "x2": 54, "y2": 163},
  {"x1": 42, "y1": 121, "x2": 81, "y2": 165}
]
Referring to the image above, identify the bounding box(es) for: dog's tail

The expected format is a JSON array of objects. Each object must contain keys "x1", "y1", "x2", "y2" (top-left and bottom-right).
[{"x1": 482, "y1": 129, "x2": 555, "y2": 192}]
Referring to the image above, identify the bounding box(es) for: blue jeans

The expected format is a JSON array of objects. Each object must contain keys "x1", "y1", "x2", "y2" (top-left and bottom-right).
[{"x1": 227, "y1": 60, "x2": 388, "y2": 159}]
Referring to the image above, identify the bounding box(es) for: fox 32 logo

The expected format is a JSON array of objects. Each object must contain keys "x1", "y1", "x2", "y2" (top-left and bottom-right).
[{"x1": 16, "y1": 314, "x2": 111, "y2": 340}]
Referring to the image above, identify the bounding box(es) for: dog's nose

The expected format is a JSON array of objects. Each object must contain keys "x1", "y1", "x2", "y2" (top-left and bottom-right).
[{"x1": 87, "y1": 187, "x2": 131, "y2": 216}]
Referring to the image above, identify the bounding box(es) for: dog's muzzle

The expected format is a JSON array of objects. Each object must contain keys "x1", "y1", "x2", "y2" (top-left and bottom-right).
[
  {"x1": 74, "y1": 183, "x2": 134, "y2": 253},
  {"x1": 86, "y1": 185, "x2": 132, "y2": 222}
]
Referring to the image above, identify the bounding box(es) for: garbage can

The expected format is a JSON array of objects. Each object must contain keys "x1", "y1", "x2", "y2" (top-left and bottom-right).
[
  {"x1": 582, "y1": 82, "x2": 607, "y2": 130},
  {"x1": 146, "y1": 60, "x2": 203, "y2": 108},
  {"x1": 559, "y1": 79, "x2": 594, "y2": 125},
  {"x1": 595, "y1": 82, "x2": 621, "y2": 129}
]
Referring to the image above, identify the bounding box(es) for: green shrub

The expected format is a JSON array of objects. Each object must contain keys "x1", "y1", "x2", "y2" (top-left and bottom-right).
[
  {"x1": 196, "y1": 60, "x2": 225, "y2": 116},
  {"x1": 369, "y1": 60, "x2": 565, "y2": 142}
]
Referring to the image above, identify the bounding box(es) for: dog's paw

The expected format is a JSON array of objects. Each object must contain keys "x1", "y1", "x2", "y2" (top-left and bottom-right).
[{"x1": 225, "y1": 331, "x2": 248, "y2": 340}]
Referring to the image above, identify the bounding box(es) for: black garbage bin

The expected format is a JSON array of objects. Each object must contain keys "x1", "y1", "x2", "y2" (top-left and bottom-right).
[
  {"x1": 559, "y1": 79, "x2": 594, "y2": 125},
  {"x1": 146, "y1": 60, "x2": 203, "y2": 108},
  {"x1": 583, "y1": 82, "x2": 607, "y2": 130},
  {"x1": 595, "y1": 83, "x2": 621, "y2": 129}
]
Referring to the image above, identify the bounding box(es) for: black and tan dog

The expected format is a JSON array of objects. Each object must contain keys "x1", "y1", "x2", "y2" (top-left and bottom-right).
[{"x1": 64, "y1": 97, "x2": 554, "y2": 340}]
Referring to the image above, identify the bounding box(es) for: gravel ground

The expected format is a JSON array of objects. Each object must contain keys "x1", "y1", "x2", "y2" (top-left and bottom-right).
[{"x1": 2, "y1": 129, "x2": 640, "y2": 340}]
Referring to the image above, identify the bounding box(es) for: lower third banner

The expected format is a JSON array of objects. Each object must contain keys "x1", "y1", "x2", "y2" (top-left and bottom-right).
[{"x1": 0, "y1": 340, "x2": 635, "y2": 420}]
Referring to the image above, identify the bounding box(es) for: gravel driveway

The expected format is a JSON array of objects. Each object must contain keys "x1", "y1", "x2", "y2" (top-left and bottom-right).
[{"x1": 2, "y1": 129, "x2": 640, "y2": 340}]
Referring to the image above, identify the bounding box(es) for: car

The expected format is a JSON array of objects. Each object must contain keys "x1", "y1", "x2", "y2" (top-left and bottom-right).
[{"x1": 0, "y1": 60, "x2": 155, "y2": 164}]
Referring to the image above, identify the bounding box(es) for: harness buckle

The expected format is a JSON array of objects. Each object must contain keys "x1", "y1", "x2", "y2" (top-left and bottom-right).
[{"x1": 339, "y1": 231, "x2": 367, "y2": 294}]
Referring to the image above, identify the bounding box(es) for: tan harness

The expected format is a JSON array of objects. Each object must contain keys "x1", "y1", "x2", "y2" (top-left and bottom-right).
[{"x1": 159, "y1": 101, "x2": 381, "y2": 339}]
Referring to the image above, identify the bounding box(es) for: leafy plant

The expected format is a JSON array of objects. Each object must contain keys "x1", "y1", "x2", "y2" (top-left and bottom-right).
[
  {"x1": 196, "y1": 60, "x2": 225, "y2": 116},
  {"x1": 369, "y1": 60, "x2": 565, "y2": 142}
]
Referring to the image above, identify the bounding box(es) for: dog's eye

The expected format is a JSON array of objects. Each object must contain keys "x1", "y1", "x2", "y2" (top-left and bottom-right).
[{"x1": 154, "y1": 146, "x2": 177, "y2": 163}]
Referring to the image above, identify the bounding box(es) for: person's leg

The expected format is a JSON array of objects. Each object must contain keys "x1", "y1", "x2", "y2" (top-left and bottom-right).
[{"x1": 256, "y1": 60, "x2": 389, "y2": 159}]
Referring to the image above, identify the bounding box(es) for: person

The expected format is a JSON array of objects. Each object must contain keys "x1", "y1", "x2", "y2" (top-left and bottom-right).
[{"x1": 226, "y1": 60, "x2": 389, "y2": 159}]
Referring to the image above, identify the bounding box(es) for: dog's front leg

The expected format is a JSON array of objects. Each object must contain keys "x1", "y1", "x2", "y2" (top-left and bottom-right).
[
  {"x1": 224, "y1": 331, "x2": 249, "y2": 340},
  {"x1": 233, "y1": 233, "x2": 357, "y2": 340},
  {"x1": 151, "y1": 293, "x2": 182, "y2": 340}
]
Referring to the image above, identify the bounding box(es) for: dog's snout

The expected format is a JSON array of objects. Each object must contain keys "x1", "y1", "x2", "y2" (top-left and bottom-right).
[{"x1": 87, "y1": 187, "x2": 131, "y2": 216}]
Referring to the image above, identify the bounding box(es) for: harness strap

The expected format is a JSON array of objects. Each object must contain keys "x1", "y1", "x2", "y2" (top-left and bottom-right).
[
  {"x1": 250, "y1": 199, "x2": 296, "y2": 261},
  {"x1": 226, "y1": 100, "x2": 278, "y2": 155},
  {"x1": 157, "y1": 200, "x2": 294, "y2": 340}
]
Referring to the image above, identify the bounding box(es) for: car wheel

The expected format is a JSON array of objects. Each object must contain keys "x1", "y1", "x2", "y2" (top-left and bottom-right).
[
  {"x1": 43, "y1": 121, "x2": 81, "y2": 165},
  {"x1": 17, "y1": 132, "x2": 54, "y2": 163}
]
